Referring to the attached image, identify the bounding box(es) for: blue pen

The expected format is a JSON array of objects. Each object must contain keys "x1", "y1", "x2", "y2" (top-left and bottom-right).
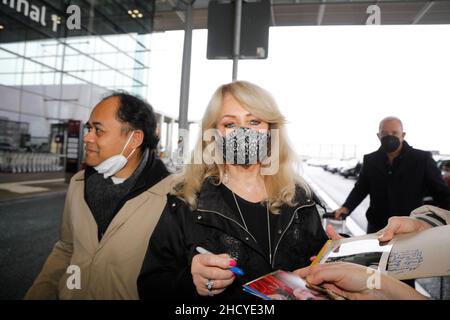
[{"x1": 196, "y1": 246, "x2": 245, "y2": 276}]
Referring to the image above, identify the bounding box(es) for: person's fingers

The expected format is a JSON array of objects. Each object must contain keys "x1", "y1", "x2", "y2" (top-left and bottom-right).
[
  {"x1": 326, "y1": 224, "x2": 342, "y2": 240},
  {"x1": 321, "y1": 283, "x2": 360, "y2": 300},
  {"x1": 305, "y1": 263, "x2": 348, "y2": 286},
  {"x1": 198, "y1": 253, "x2": 233, "y2": 269},
  {"x1": 293, "y1": 266, "x2": 311, "y2": 278},
  {"x1": 321, "y1": 282, "x2": 341, "y2": 292},
  {"x1": 378, "y1": 218, "x2": 402, "y2": 242},
  {"x1": 299, "y1": 263, "x2": 379, "y2": 300},
  {"x1": 196, "y1": 285, "x2": 227, "y2": 297},
  {"x1": 305, "y1": 272, "x2": 324, "y2": 286},
  {"x1": 378, "y1": 216, "x2": 431, "y2": 243},
  {"x1": 294, "y1": 264, "x2": 334, "y2": 283},
  {"x1": 309, "y1": 255, "x2": 317, "y2": 263},
  {"x1": 322, "y1": 283, "x2": 348, "y2": 297},
  {"x1": 203, "y1": 267, "x2": 234, "y2": 280},
  {"x1": 208, "y1": 278, "x2": 234, "y2": 290},
  {"x1": 191, "y1": 254, "x2": 235, "y2": 290},
  {"x1": 334, "y1": 210, "x2": 342, "y2": 219},
  {"x1": 217, "y1": 253, "x2": 232, "y2": 259},
  {"x1": 324, "y1": 283, "x2": 376, "y2": 300},
  {"x1": 378, "y1": 229, "x2": 395, "y2": 242},
  {"x1": 296, "y1": 262, "x2": 351, "y2": 285},
  {"x1": 194, "y1": 275, "x2": 235, "y2": 290},
  {"x1": 193, "y1": 274, "x2": 235, "y2": 296},
  {"x1": 217, "y1": 253, "x2": 238, "y2": 266},
  {"x1": 303, "y1": 262, "x2": 340, "y2": 274},
  {"x1": 193, "y1": 276, "x2": 225, "y2": 297},
  {"x1": 334, "y1": 208, "x2": 348, "y2": 220}
]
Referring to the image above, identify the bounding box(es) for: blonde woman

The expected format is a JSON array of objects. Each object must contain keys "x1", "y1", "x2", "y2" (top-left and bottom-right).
[{"x1": 138, "y1": 81, "x2": 328, "y2": 300}]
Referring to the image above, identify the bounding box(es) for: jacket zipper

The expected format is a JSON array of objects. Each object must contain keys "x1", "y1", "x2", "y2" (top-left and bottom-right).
[
  {"x1": 197, "y1": 208, "x2": 257, "y2": 243},
  {"x1": 271, "y1": 202, "x2": 316, "y2": 268}
]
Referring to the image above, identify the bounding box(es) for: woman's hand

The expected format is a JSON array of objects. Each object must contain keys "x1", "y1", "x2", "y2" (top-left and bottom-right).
[
  {"x1": 295, "y1": 262, "x2": 383, "y2": 299},
  {"x1": 377, "y1": 216, "x2": 431, "y2": 242},
  {"x1": 191, "y1": 253, "x2": 236, "y2": 296},
  {"x1": 294, "y1": 262, "x2": 427, "y2": 300}
]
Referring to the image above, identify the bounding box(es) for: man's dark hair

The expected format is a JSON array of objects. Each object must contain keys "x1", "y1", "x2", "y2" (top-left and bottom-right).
[{"x1": 102, "y1": 91, "x2": 159, "y2": 150}]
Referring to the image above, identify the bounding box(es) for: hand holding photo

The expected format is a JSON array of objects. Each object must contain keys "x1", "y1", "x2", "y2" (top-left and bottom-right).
[
  {"x1": 242, "y1": 270, "x2": 345, "y2": 300},
  {"x1": 313, "y1": 234, "x2": 394, "y2": 272},
  {"x1": 313, "y1": 226, "x2": 450, "y2": 281}
]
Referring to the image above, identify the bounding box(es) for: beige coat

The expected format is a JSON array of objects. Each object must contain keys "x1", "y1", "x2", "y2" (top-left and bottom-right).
[
  {"x1": 411, "y1": 205, "x2": 450, "y2": 226},
  {"x1": 25, "y1": 170, "x2": 173, "y2": 300}
]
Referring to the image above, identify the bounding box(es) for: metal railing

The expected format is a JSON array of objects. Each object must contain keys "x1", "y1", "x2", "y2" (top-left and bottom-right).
[{"x1": 0, "y1": 151, "x2": 63, "y2": 173}]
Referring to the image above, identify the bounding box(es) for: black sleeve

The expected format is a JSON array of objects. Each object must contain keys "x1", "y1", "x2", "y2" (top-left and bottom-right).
[
  {"x1": 424, "y1": 154, "x2": 450, "y2": 210},
  {"x1": 137, "y1": 198, "x2": 197, "y2": 300},
  {"x1": 343, "y1": 156, "x2": 370, "y2": 213},
  {"x1": 310, "y1": 206, "x2": 329, "y2": 254},
  {"x1": 300, "y1": 205, "x2": 329, "y2": 258}
]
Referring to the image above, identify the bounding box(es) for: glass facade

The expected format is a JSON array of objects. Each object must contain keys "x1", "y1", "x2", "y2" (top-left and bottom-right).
[{"x1": 0, "y1": 0, "x2": 154, "y2": 152}]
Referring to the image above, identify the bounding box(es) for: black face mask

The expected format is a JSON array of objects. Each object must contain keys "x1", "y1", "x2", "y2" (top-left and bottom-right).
[{"x1": 380, "y1": 135, "x2": 401, "y2": 153}]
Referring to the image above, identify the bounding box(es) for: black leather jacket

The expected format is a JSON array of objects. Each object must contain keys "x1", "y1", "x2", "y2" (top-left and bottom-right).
[{"x1": 138, "y1": 178, "x2": 328, "y2": 300}]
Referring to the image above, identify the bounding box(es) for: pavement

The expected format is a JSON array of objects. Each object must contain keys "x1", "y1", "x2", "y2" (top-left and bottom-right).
[
  {"x1": 0, "y1": 172, "x2": 69, "y2": 299},
  {"x1": 0, "y1": 172, "x2": 69, "y2": 203},
  {"x1": 0, "y1": 193, "x2": 65, "y2": 299}
]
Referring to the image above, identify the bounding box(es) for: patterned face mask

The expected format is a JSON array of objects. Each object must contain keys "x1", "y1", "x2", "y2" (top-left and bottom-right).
[{"x1": 217, "y1": 127, "x2": 269, "y2": 165}]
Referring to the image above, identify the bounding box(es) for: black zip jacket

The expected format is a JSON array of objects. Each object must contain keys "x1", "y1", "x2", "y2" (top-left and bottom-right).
[{"x1": 137, "y1": 178, "x2": 328, "y2": 301}]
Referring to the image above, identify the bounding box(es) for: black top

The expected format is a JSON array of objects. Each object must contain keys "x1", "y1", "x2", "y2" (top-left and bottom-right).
[{"x1": 219, "y1": 184, "x2": 279, "y2": 261}]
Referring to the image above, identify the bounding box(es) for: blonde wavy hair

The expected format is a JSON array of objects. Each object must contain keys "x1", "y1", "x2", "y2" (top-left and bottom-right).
[{"x1": 172, "y1": 80, "x2": 311, "y2": 213}]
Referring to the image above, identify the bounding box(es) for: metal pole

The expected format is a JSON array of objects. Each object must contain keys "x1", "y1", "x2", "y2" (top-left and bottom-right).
[
  {"x1": 177, "y1": 1, "x2": 193, "y2": 156},
  {"x1": 166, "y1": 118, "x2": 174, "y2": 159},
  {"x1": 232, "y1": 0, "x2": 243, "y2": 81},
  {"x1": 158, "y1": 115, "x2": 164, "y2": 155}
]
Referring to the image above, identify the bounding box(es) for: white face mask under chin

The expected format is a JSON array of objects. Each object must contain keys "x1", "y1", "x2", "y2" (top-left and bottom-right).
[
  {"x1": 94, "y1": 131, "x2": 136, "y2": 180},
  {"x1": 111, "y1": 176, "x2": 126, "y2": 185}
]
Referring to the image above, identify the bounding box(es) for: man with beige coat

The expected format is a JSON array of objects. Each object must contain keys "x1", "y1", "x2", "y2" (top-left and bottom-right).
[{"x1": 25, "y1": 92, "x2": 172, "y2": 299}]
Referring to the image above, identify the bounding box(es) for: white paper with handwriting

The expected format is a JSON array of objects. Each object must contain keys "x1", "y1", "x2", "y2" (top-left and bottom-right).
[
  {"x1": 316, "y1": 225, "x2": 450, "y2": 280},
  {"x1": 387, "y1": 225, "x2": 450, "y2": 280}
]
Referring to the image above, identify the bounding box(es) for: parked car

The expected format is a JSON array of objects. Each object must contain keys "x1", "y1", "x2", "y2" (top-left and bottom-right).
[
  {"x1": 305, "y1": 158, "x2": 331, "y2": 168},
  {"x1": 339, "y1": 159, "x2": 362, "y2": 178},
  {"x1": 0, "y1": 142, "x2": 15, "y2": 151},
  {"x1": 323, "y1": 160, "x2": 343, "y2": 173},
  {"x1": 437, "y1": 158, "x2": 450, "y2": 188},
  {"x1": 325, "y1": 158, "x2": 356, "y2": 174}
]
